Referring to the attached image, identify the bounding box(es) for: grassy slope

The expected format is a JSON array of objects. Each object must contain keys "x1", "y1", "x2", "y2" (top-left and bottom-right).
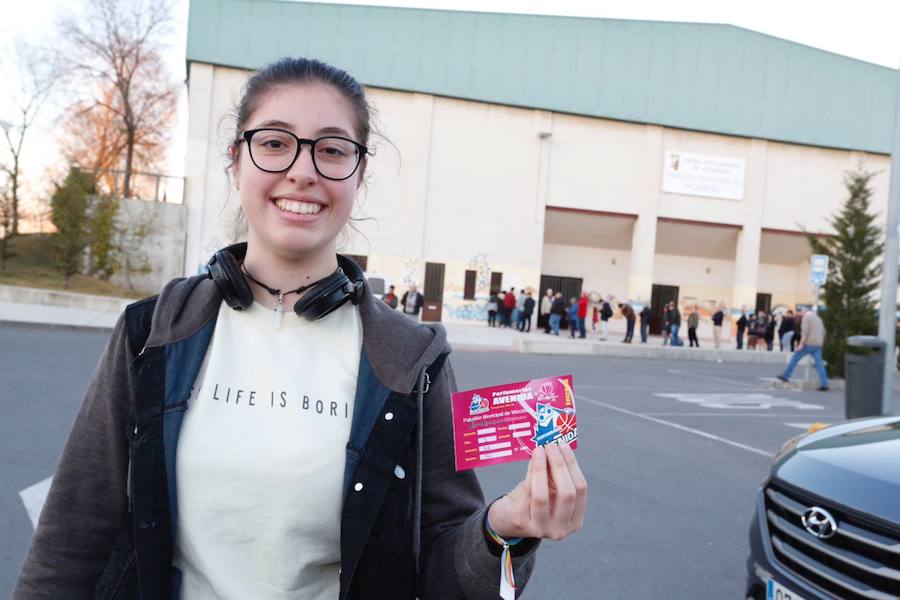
[{"x1": 0, "y1": 233, "x2": 147, "y2": 299}]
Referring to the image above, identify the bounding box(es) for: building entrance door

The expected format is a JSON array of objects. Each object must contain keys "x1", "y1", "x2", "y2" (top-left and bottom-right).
[
  {"x1": 539, "y1": 275, "x2": 583, "y2": 329},
  {"x1": 755, "y1": 293, "x2": 772, "y2": 315},
  {"x1": 649, "y1": 284, "x2": 679, "y2": 335},
  {"x1": 421, "y1": 262, "x2": 445, "y2": 322}
]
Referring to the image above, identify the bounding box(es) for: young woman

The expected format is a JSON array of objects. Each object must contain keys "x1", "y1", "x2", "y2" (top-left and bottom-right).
[{"x1": 14, "y1": 58, "x2": 587, "y2": 599}]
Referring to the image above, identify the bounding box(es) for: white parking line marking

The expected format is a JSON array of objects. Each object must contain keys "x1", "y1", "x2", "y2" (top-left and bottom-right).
[
  {"x1": 19, "y1": 476, "x2": 52, "y2": 529},
  {"x1": 654, "y1": 392, "x2": 824, "y2": 410},
  {"x1": 666, "y1": 369, "x2": 761, "y2": 389},
  {"x1": 642, "y1": 413, "x2": 843, "y2": 418},
  {"x1": 577, "y1": 394, "x2": 774, "y2": 458}
]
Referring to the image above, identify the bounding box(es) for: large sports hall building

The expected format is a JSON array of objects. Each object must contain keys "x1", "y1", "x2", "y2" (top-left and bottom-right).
[{"x1": 183, "y1": 0, "x2": 897, "y2": 334}]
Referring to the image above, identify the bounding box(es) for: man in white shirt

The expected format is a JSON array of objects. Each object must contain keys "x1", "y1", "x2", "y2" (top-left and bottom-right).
[{"x1": 400, "y1": 283, "x2": 424, "y2": 319}]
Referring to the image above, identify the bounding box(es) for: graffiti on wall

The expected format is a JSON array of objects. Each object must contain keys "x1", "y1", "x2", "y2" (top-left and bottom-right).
[
  {"x1": 444, "y1": 302, "x2": 488, "y2": 322},
  {"x1": 402, "y1": 259, "x2": 422, "y2": 286},
  {"x1": 467, "y1": 252, "x2": 492, "y2": 294}
]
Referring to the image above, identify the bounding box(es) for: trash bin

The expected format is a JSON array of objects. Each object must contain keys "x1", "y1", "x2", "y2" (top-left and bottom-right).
[{"x1": 844, "y1": 335, "x2": 886, "y2": 419}]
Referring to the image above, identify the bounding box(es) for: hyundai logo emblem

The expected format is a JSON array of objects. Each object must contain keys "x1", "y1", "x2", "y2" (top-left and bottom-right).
[{"x1": 801, "y1": 506, "x2": 838, "y2": 539}]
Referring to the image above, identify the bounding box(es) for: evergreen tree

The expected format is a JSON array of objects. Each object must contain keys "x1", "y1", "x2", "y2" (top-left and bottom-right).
[
  {"x1": 51, "y1": 167, "x2": 96, "y2": 287},
  {"x1": 806, "y1": 169, "x2": 882, "y2": 377}
]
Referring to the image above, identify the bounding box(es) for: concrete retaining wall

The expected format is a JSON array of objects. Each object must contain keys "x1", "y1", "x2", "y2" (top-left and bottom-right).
[{"x1": 0, "y1": 284, "x2": 131, "y2": 313}]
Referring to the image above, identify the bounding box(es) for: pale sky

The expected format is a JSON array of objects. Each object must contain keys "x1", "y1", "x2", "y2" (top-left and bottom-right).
[{"x1": 2, "y1": 0, "x2": 899, "y2": 219}]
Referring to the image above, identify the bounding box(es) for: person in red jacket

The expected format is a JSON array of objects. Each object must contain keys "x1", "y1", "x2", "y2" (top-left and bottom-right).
[
  {"x1": 577, "y1": 292, "x2": 588, "y2": 338},
  {"x1": 502, "y1": 287, "x2": 517, "y2": 328}
]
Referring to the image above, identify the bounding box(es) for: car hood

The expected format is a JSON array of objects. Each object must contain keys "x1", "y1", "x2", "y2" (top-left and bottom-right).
[{"x1": 772, "y1": 416, "x2": 900, "y2": 527}]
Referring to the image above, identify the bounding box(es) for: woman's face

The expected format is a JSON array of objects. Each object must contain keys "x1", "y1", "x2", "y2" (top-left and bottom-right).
[{"x1": 233, "y1": 83, "x2": 365, "y2": 261}]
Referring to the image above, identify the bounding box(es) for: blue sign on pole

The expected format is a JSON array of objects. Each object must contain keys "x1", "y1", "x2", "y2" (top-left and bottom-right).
[{"x1": 810, "y1": 254, "x2": 829, "y2": 286}]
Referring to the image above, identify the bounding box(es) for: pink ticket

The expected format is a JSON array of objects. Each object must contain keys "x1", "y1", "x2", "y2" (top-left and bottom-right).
[{"x1": 451, "y1": 374, "x2": 577, "y2": 471}]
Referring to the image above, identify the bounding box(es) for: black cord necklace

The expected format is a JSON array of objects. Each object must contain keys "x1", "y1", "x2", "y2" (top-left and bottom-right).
[{"x1": 241, "y1": 264, "x2": 323, "y2": 328}]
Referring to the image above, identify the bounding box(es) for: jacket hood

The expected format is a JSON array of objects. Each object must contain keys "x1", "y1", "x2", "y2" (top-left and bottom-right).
[{"x1": 144, "y1": 273, "x2": 451, "y2": 394}]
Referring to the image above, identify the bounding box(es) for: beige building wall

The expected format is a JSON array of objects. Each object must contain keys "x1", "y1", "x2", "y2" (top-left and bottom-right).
[{"x1": 184, "y1": 62, "x2": 893, "y2": 325}]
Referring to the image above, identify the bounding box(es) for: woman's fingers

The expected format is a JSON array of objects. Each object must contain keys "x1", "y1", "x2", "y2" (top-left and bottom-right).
[
  {"x1": 529, "y1": 445, "x2": 551, "y2": 527},
  {"x1": 559, "y1": 441, "x2": 588, "y2": 530},
  {"x1": 545, "y1": 443, "x2": 577, "y2": 537}
]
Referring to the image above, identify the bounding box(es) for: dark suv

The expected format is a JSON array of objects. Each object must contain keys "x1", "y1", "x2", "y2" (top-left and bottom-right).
[{"x1": 746, "y1": 416, "x2": 900, "y2": 600}]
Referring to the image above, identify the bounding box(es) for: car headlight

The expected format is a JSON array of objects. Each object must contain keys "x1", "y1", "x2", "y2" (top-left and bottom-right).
[{"x1": 772, "y1": 432, "x2": 808, "y2": 464}]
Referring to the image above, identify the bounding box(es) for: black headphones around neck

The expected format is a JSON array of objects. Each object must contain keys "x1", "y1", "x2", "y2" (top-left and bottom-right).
[{"x1": 206, "y1": 242, "x2": 366, "y2": 321}]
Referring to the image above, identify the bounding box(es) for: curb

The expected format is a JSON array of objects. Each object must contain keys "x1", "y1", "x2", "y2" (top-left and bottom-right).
[
  {"x1": 512, "y1": 338, "x2": 792, "y2": 364},
  {"x1": 0, "y1": 284, "x2": 131, "y2": 312},
  {"x1": 0, "y1": 319, "x2": 115, "y2": 333}
]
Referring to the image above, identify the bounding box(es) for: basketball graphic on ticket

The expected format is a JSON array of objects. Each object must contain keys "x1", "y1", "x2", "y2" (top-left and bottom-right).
[{"x1": 451, "y1": 374, "x2": 577, "y2": 471}]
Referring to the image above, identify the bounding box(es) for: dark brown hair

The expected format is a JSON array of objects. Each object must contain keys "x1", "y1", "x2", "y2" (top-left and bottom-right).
[{"x1": 232, "y1": 56, "x2": 372, "y2": 149}]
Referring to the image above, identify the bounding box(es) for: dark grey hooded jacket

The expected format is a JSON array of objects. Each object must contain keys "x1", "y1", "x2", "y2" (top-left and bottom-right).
[{"x1": 14, "y1": 273, "x2": 537, "y2": 599}]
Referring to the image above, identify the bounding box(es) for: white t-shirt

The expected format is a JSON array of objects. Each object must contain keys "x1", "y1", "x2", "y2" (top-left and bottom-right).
[{"x1": 173, "y1": 299, "x2": 362, "y2": 600}]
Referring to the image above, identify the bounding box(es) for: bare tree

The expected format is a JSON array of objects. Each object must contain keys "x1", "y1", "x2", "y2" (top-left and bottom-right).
[
  {"x1": 58, "y1": 0, "x2": 176, "y2": 198},
  {"x1": 0, "y1": 40, "x2": 57, "y2": 236}
]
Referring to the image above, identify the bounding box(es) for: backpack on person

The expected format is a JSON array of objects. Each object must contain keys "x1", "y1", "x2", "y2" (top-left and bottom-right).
[{"x1": 601, "y1": 302, "x2": 612, "y2": 320}]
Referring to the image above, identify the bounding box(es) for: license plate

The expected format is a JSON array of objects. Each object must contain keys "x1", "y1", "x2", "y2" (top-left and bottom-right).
[{"x1": 768, "y1": 579, "x2": 807, "y2": 600}]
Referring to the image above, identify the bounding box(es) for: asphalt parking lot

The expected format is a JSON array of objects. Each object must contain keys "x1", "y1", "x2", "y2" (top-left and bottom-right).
[{"x1": 2, "y1": 323, "x2": 874, "y2": 598}]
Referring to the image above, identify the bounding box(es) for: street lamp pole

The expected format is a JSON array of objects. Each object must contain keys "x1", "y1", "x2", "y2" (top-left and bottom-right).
[{"x1": 878, "y1": 64, "x2": 900, "y2": 415}]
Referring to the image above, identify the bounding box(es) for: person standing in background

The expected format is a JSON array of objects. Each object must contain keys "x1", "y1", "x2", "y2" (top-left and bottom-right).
[
  {"x1": 515, "y1": 288, "x2": 527, "y2": 331},
  {"x1": 599, "y1": 297, "x2": 612, "y2": 341},
  {"x1": 661, "y1": 302, "x2": 672, "y2": 346},
  {"x1": 486, "y1": 292, "x2": 498, "y2": 327},
  {"x1": 521, "y1": 291, "x2": 535, "y2": 332},
  {"x1": 383, "y1": 285, "x2": 398, "y2": 309},
  {"x1": 503, "y1": 288, "x2": 517, "y2": 328},
  {"x1": 669, "y1": 303, "x2": 683, "y2": 346},
  {"x1": 401, "y1": 283, "x2": 423, "y2": 319},
  {"x1": 764, "y1": 313, "x2": 777, "y2": 351},
  {"x1": 779, "y1": 310, "x2": 795, "y2": 351},
  {"x1": 736, "y1": 308, "x2": 748, "y2": 350},
  {"x1": 541, "y1": 288, "x2": 554, "y2": 334},
  {"x1": 712, "y1": 303, "x2": 725, "y2": 350},
  {"x1": 687, "y1": 305, "x2": 700, "y2": 348},
  {"x1": 577, "y1": 292, "x2": 588, "y2": 339},
  {"x1": 549, "y1": 291, "x2": 565, "y2": 336},
  {"x1": 567, "y1": 297, "x2": 579, "y2": 338},
  {"x1": 619, "y1": 303, "x2": 636, "y2": 343},
  {"x1": 639, "y1": 304, "x2": 651, "y2": 343}
]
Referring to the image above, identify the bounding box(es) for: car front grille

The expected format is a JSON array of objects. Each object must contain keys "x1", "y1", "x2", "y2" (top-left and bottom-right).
[{"x1": 764, "y1": 482, "x2": 900, "y2": 600}]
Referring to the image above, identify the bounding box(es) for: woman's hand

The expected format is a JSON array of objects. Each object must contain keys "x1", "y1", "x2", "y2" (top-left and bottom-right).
[{"x1": 487, "y1": 442, "x2": 587, "y2": 541}]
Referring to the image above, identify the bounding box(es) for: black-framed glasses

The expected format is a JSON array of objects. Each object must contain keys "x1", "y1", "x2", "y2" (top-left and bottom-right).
[{"x1": 238, "y1": 128, "x2": 368, "y2": 181}]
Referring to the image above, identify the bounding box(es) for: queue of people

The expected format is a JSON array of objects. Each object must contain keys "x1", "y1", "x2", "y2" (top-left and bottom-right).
[{"x1": 383, "y1": 285, "x2": 815, "y2": 360}]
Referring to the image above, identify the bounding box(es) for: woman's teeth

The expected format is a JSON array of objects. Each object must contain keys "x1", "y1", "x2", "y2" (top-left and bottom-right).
[{"x1": 274, "y1": 199, "x2": 323, "y2": 214}]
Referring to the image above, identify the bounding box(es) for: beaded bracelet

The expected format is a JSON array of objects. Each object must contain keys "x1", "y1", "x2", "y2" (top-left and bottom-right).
[{"x1": 485, "y1": 513, "x2": 523, "y2": 600}]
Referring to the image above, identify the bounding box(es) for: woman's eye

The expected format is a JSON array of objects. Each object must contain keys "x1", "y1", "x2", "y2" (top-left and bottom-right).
[{"x1": 319, "y1": 146, "x2": 346, "y2": 157}]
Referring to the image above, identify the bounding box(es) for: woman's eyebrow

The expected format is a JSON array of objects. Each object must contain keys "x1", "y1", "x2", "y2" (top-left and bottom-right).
[
  {"x1": 255, "y1": 119, "x2": 294, "y2": 129},
  {"x1": 252, "y1": 122, "x2": 352, "y2": 138},
  {"x1": 317, "y1": 126, "x2": 351, "y2": 137}
]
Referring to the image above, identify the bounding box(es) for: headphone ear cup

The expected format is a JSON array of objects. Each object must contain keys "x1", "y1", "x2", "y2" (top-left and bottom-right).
[
  {"x1": 209, "y1": 247, "x2": 254, "y2": 310},
  {"x1": 336, "y1": 254, "x2": 366, "y2": 305},
  {"x1": 293, "y1": 270, "x2": 352, "y2": 321}
]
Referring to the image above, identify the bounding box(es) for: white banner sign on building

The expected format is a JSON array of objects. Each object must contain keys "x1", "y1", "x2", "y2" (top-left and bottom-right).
[{"x1": 662, "y1": 151, "x2": 746, "y2": 200}]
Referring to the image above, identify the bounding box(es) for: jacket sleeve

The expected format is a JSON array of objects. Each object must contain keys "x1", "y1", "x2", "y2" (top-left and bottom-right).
[
  {"x1": 14, "y1": 313, "x2": 135, "y2": 599},
  {"x1": 419, "y1": 359, "x2": 539, "y2": 599}
]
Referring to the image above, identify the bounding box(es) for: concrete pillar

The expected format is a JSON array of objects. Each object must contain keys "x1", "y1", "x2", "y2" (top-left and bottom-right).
[
  {"x1": 731, "y1": 139, "x2": 768, "y2": 311},
  {"x1": 627, "y1": 125, "x2": 664, "y2": 302},
  {"x1": 183, "y1": 62, "x2": 215, "y2": 276},
  {"x1": 533, "y1": 110, "x2": 553, "y2": 224},
  {"x1": 411, "y1": 93, "x2": 435, "y2": 260}
]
